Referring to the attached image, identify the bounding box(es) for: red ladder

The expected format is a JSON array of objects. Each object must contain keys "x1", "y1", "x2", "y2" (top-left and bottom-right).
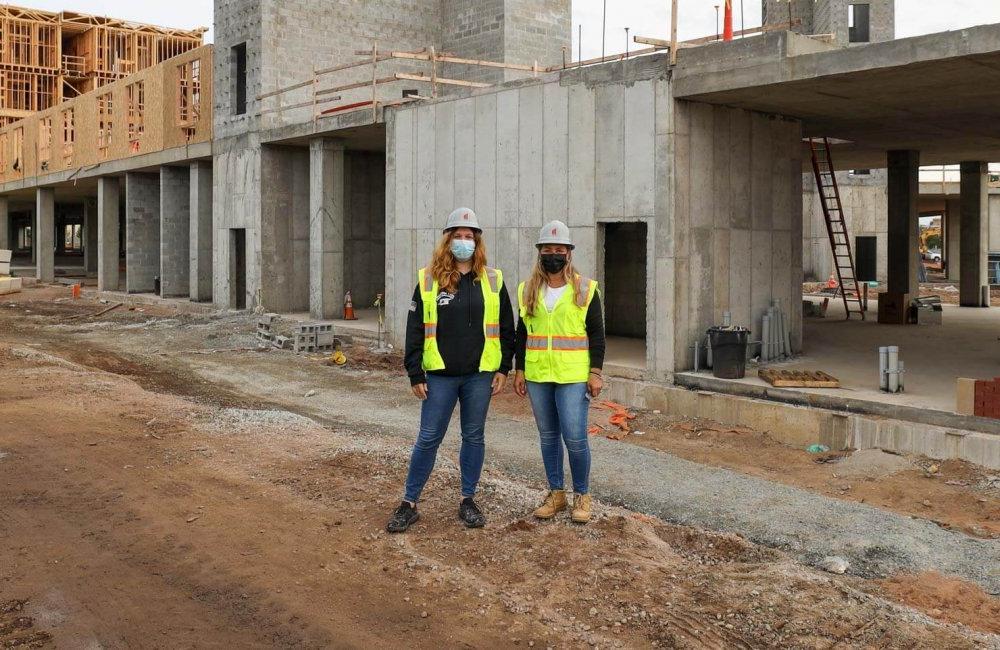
[{"x1": 808, "y1": 137, "x2": 866, "y2": 320}]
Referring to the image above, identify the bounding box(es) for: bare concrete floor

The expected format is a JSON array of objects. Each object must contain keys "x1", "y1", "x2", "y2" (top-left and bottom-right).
[
  {"x1": 689, "y1": 298, "x2": 1000, "y2": 414},
  {"x1": 606, "y1": 335, "x2": 647, "y2": 370}
]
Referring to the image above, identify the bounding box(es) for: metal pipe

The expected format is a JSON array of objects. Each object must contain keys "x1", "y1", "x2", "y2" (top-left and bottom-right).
[
  {"x1": 898, "y1": 360, "x2": 905, "y2": 392},
  {"x1": 878, "y1": 346, "x2": 888, "y2": 391},
  {"x1": 761, "y1": 314, "x2": 771, "y2": 361},
  {"x1": 887, "y1": 345, "x2": 900, "y2": 393},
  {"x1": 706, "y1": 334, "x2": 713, "y2": 368},
  {"x1": 694, "y1": 339, "x2": 701, "y2": 372}
]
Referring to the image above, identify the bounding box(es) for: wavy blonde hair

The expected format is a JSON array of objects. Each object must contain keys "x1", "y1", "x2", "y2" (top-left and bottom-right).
[
  {"x1": 429, "y1": 229, "x2": 487, "y2": 293},
  {"x1": 522, "y1": 253, "x2": 579, "y2": 317}
]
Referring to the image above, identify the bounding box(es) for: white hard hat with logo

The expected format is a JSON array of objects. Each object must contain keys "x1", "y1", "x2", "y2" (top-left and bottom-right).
[
  {"x1": 443, "y1": 207, "x2": 482, "y2": 233},
  {"x1": 536, "y1": 220, "x2": 574, "y2": 249}
]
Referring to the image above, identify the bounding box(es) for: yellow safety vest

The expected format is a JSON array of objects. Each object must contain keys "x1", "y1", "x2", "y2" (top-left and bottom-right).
[
  {"x1": 517, "y1": 275, "x2": 598, "y2": 384},
  {"x1": 419, "y1": 266, "x2": 503, "y2": 373}
]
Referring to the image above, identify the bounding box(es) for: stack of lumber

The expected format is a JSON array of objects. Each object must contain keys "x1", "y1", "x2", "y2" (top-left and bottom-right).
[{"x1": 0, "y1": 249, "x2": 21, "y2": 295}]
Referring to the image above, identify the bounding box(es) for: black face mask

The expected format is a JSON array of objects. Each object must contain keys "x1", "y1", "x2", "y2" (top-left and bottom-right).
[{"x1": 540, "y1": 253, "x2": 568, "y2": 274}]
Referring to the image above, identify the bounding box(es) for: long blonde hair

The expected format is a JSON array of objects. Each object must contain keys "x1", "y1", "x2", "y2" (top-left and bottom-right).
[
  {"x1": 522, "y1": 253, "x2": 578, "y2": 317},
  {"x1": 429, "y1": 230, "x2": 487, "y2": 294}
]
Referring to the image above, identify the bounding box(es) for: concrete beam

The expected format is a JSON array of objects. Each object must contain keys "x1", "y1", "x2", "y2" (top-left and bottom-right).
[
  {"x1": 159, "y1": 166, "x2": 191, "y2": 298},
  {"x1": 35, "y1": 187, "x2": 54, "y2": 282},
  {"x1": 0, "y1": 196, "x2": 9, "y2": 251},
  {"x1": 959, "y1": 161, "x2": 990, "y2": 307},
  {"x1": 189, "y1": 161, "x2": 213, "y2": 301},
  {"x1": 309, "y1": 138, "x2": 346, "y2": 319},
  {"x1": 97, "y1": 177, "x2": 121, "y2": 292},
  {"x1": 885, "y1": 150, "x2": 919, "y2": 297},
  {"x1": 125, "y1": 172, "x2": 161, "y2": 294},
  {"x1": 83, "y1": 198, "x2": 98, "y2": 275}
]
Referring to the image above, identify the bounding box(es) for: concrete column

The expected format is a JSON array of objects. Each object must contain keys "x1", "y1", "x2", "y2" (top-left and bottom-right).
[
  {"x1": 82, "y1": 198, "x2": 98, "y2": 275},
  {"x1": 97, "y1": 177, "x2": 120, "y2": 291},
  {"x1": 189, "y1": 161, "x2": 213, "y2": 301},
  {"x1": 960, "y1": 161, "x2": 990, "y2": 307},
  {"x1": 309, "y1": 138, "x2": 346, "y2": 319},
  {"x1": 945, "y1": 197, "x2": 961, "y2": 282},
  {"x1": 125, "y1": 172, "x2": 161, "y2": 294},
  {"x1": 35, "y1": 187, "x2": 54, "y2": 282},
  {"x1": 885, "y1": 150, "x2": 920, "y2": 297},
  {"x1": 159, "y1": 166, "x2": 191, "y2": 297},
  {"x1": 0, "y1": 196, "x2": 9, "y2": 252}
]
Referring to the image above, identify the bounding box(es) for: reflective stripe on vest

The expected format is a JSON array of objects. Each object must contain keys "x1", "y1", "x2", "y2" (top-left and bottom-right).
[
  {"x1": 517, "y1": 275, "x2": 598, "y2": 384},
  {"x1": 419, "y1": 266, "x2": 503, "y2": 373}
]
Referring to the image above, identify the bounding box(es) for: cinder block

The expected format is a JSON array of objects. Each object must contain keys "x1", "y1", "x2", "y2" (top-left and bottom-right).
[{"x1": 956, "y1": 378, "x2": 976, "y2": 416}]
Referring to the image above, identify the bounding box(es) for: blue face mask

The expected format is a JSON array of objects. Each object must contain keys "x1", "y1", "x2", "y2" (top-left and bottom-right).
[{"x1": 450, "y1": 239, "x2": 476, "y2": 261}]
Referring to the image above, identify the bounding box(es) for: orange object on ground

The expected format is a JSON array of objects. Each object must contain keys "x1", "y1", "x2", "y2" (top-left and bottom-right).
[
  {"x1": 590, "y1": 400, "x2": 636, "y2": 440},
  {"x1": 71, "y1": 284, "x2": 81, "y2": 299},
  {"x1": 344, "y1": 291, "x2": 357, "y2": 320},
  {"x1": 826, "y1": 274, "x2": 839, "y2": 289}
]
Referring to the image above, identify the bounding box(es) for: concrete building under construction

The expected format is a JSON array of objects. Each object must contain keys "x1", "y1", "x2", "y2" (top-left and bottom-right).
[{"x1": 0, "y1": 1, "x2": 999, "y2": 467}]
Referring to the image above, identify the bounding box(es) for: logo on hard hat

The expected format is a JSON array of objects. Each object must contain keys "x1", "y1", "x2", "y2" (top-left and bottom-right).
[
  {"x1": 551, "y1": 228, "x2": 558, "y2": 235},
  {"x1": 463, "y1": 213, "x2": 470, "y2": 220}
]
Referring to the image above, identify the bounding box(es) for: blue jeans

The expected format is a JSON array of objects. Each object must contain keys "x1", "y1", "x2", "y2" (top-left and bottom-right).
[
  {"x1": 403, "y1": 372, "x2": 494, "y2": 503},
  {"x1": 526, "y1": 381, "x2": 591, "y2": 494}
]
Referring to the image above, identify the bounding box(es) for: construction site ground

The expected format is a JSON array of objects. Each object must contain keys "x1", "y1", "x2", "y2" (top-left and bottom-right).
[{"x1": 2, "y1": 286, "x2": 999, "y2": 648}]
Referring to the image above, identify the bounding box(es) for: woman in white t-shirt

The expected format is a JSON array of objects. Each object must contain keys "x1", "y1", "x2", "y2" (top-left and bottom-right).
[{"x1": 513, "y1": 220, "x2": 606, "y2": 524}]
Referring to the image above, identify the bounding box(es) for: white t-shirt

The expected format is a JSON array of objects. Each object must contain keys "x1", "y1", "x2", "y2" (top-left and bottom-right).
[{"x1": 544, "y1": 284, "x2": 568, "y2": 312}]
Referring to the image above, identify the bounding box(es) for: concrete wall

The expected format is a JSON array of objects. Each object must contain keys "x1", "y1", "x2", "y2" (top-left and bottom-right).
[
  {"x1": 213, "y1": 134, "x2": 262, "y2": 309},
  {"x1": 672, "y1": 101, "x2": 803, "y2": 368},
  {"x1": 803, "y1": 170, "x2": 888, "y2": 282},
  {"x1": 386, "y1": 56, "x2": 804, "y2": 378},
  {"x1": 260, "y1": 144, "x2": 310, "y2": 312},
  {"x1": 764, "y1": 0, "x2": 894, "y2": 45},
  {"x1": 160, "y1": 166, "x2": 191, "y2": 297},
  {"x1": 125, "y1": 172, "x2": 161, "y2": 294},
  {"x1": 345, "y1": 151, "x2": 387, "y2": 306}
]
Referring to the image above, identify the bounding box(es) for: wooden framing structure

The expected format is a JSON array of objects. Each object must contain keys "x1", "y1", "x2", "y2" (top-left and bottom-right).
[
  {"x1": 0, "y1": 44, "x2": 211, "y2": 183},
  {"x1": 0, "y1": 4, "x2": 204, "y2": 127}
]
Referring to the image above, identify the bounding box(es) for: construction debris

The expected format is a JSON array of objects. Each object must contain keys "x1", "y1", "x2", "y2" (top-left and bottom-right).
[
  {"x1": 759, "y1": 369, "x2": 841, "y2": 388},
  {"x1": 589, "y1": 401, "x2": 636, "y2": 440}
]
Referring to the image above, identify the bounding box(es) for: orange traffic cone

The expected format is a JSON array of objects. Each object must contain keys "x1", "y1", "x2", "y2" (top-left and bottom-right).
[
  {"x1": 826, "y1": 274, "x2": 838, "y2": 289},
  {"x1": 71, "y1": 283, "x2": 81, "y2": 299},
  {"x1": 344, "y1": 291, "x2": 357, "y2": 320}
]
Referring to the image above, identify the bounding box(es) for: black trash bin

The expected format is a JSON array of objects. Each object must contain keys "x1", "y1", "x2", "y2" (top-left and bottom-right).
[{"x1": 708, "y1": 327, "x2": 749, "y2": 379}]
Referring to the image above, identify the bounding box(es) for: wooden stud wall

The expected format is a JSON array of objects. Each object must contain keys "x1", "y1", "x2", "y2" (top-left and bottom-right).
[
  {"x1": 0, "y1": 44, "x2": 212, "y2": 183},
  {"x1": 0, "y1": 4, "x2": 203, "y2": 122}
]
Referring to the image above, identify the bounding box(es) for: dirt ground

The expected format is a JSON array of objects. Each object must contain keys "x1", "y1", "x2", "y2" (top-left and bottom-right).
[{"x1": 2, "y1": 286, "x2": 999, "y2": 648}]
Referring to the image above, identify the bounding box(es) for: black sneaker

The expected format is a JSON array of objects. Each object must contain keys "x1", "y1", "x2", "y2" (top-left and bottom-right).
[
  {"x1": 458, "y1": 497, "x2": 486, "y2": 528},
  {"x1": 386, "y1": 501, "x2": 419, "y2": 533}
]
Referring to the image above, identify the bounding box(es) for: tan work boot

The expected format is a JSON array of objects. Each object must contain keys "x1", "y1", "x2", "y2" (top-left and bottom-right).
[
  {"x1": 571, "y1": 493, "x2": 592, "y2": 524},
  {"x1": 533, "y1": 490, "x2": 567, "y2": 519}
]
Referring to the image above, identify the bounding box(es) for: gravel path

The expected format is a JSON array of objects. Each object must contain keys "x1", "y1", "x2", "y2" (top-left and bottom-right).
[{"x1": 185, "y1": 355, "x2": 1000, "y2": 596}]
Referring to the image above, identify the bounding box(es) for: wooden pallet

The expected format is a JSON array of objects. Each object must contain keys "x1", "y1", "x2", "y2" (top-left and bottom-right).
[{"x1": 758, "y1": 369, "x2": 841, "y2": 388}]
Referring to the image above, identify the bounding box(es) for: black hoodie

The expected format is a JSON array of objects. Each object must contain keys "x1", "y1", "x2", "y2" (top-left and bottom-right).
[{"x1": 404, "y1": 271, "x2": 515, "y2": 386}]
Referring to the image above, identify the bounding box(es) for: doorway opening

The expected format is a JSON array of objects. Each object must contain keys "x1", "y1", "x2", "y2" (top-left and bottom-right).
[
  {"x1": 600, "y1": 221, "x2": 647, "y2": 370},
  {"x1": 230, "y1": 228, "x2": 246, "y2": 309}
]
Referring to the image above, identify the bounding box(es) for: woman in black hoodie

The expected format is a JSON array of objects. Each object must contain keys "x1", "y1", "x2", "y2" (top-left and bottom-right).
[{"x1": 386, "y1": 208, "x2": 515, "y2": 533}]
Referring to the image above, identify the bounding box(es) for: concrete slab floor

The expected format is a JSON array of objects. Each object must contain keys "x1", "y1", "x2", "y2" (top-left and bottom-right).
[
  {"x1": 606, "y1": 335, "x2": 647, "y2": 370},
  {"x1": 690, "y1": 298, "x2": 1000, "y2": 414}
]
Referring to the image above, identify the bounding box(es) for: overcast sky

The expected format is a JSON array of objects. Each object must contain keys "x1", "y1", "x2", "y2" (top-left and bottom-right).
[{"x1": 20, "y1": 1, "x2": 1000, "y2": 57}]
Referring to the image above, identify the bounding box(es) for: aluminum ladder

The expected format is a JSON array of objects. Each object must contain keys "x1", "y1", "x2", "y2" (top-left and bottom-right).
[{"x1": 808, "y1": 137, "x2": 866, "y2": 320}]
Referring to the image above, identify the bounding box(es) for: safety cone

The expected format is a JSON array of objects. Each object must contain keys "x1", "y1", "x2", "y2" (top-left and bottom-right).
[
  {"x1": 344, "y1": 290, "x2": 357, "y2": 320},
  {"x1": 826, "y1": 274, "x2": 838, "y2": 289}
]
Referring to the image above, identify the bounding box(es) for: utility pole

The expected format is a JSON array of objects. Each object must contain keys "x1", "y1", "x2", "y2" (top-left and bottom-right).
[
  {"x1": 601, "y1": 0, "x2": 607, "y2": 62},
  {"x1": 670, "y1": 0, "x2": 678, "y2": 65}
]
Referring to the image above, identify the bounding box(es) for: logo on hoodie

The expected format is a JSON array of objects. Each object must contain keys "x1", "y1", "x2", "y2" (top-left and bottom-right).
[{"x1": 437, "y1": 291, "x2": 455, "y2": 307}]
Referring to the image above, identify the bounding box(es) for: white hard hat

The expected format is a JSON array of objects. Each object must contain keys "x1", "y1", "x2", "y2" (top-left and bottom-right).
[
  {"x1": 443, "y1": 207, "x2": 482, "y2": 233},
  {"x1": 536, "y1": 220, "x2": 574, "y2": 249}
]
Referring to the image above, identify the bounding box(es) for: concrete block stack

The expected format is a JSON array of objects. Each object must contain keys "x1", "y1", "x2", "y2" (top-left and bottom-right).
[
  {"x1": 294, "y1": 322, "x2": 336, "y2": 354},
  {"x1": 0, "y1": 249, "x2": 21, "y2": 295},
  {"x1": 256, "y1": 313, "x2": 280, "y2": 345}
]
